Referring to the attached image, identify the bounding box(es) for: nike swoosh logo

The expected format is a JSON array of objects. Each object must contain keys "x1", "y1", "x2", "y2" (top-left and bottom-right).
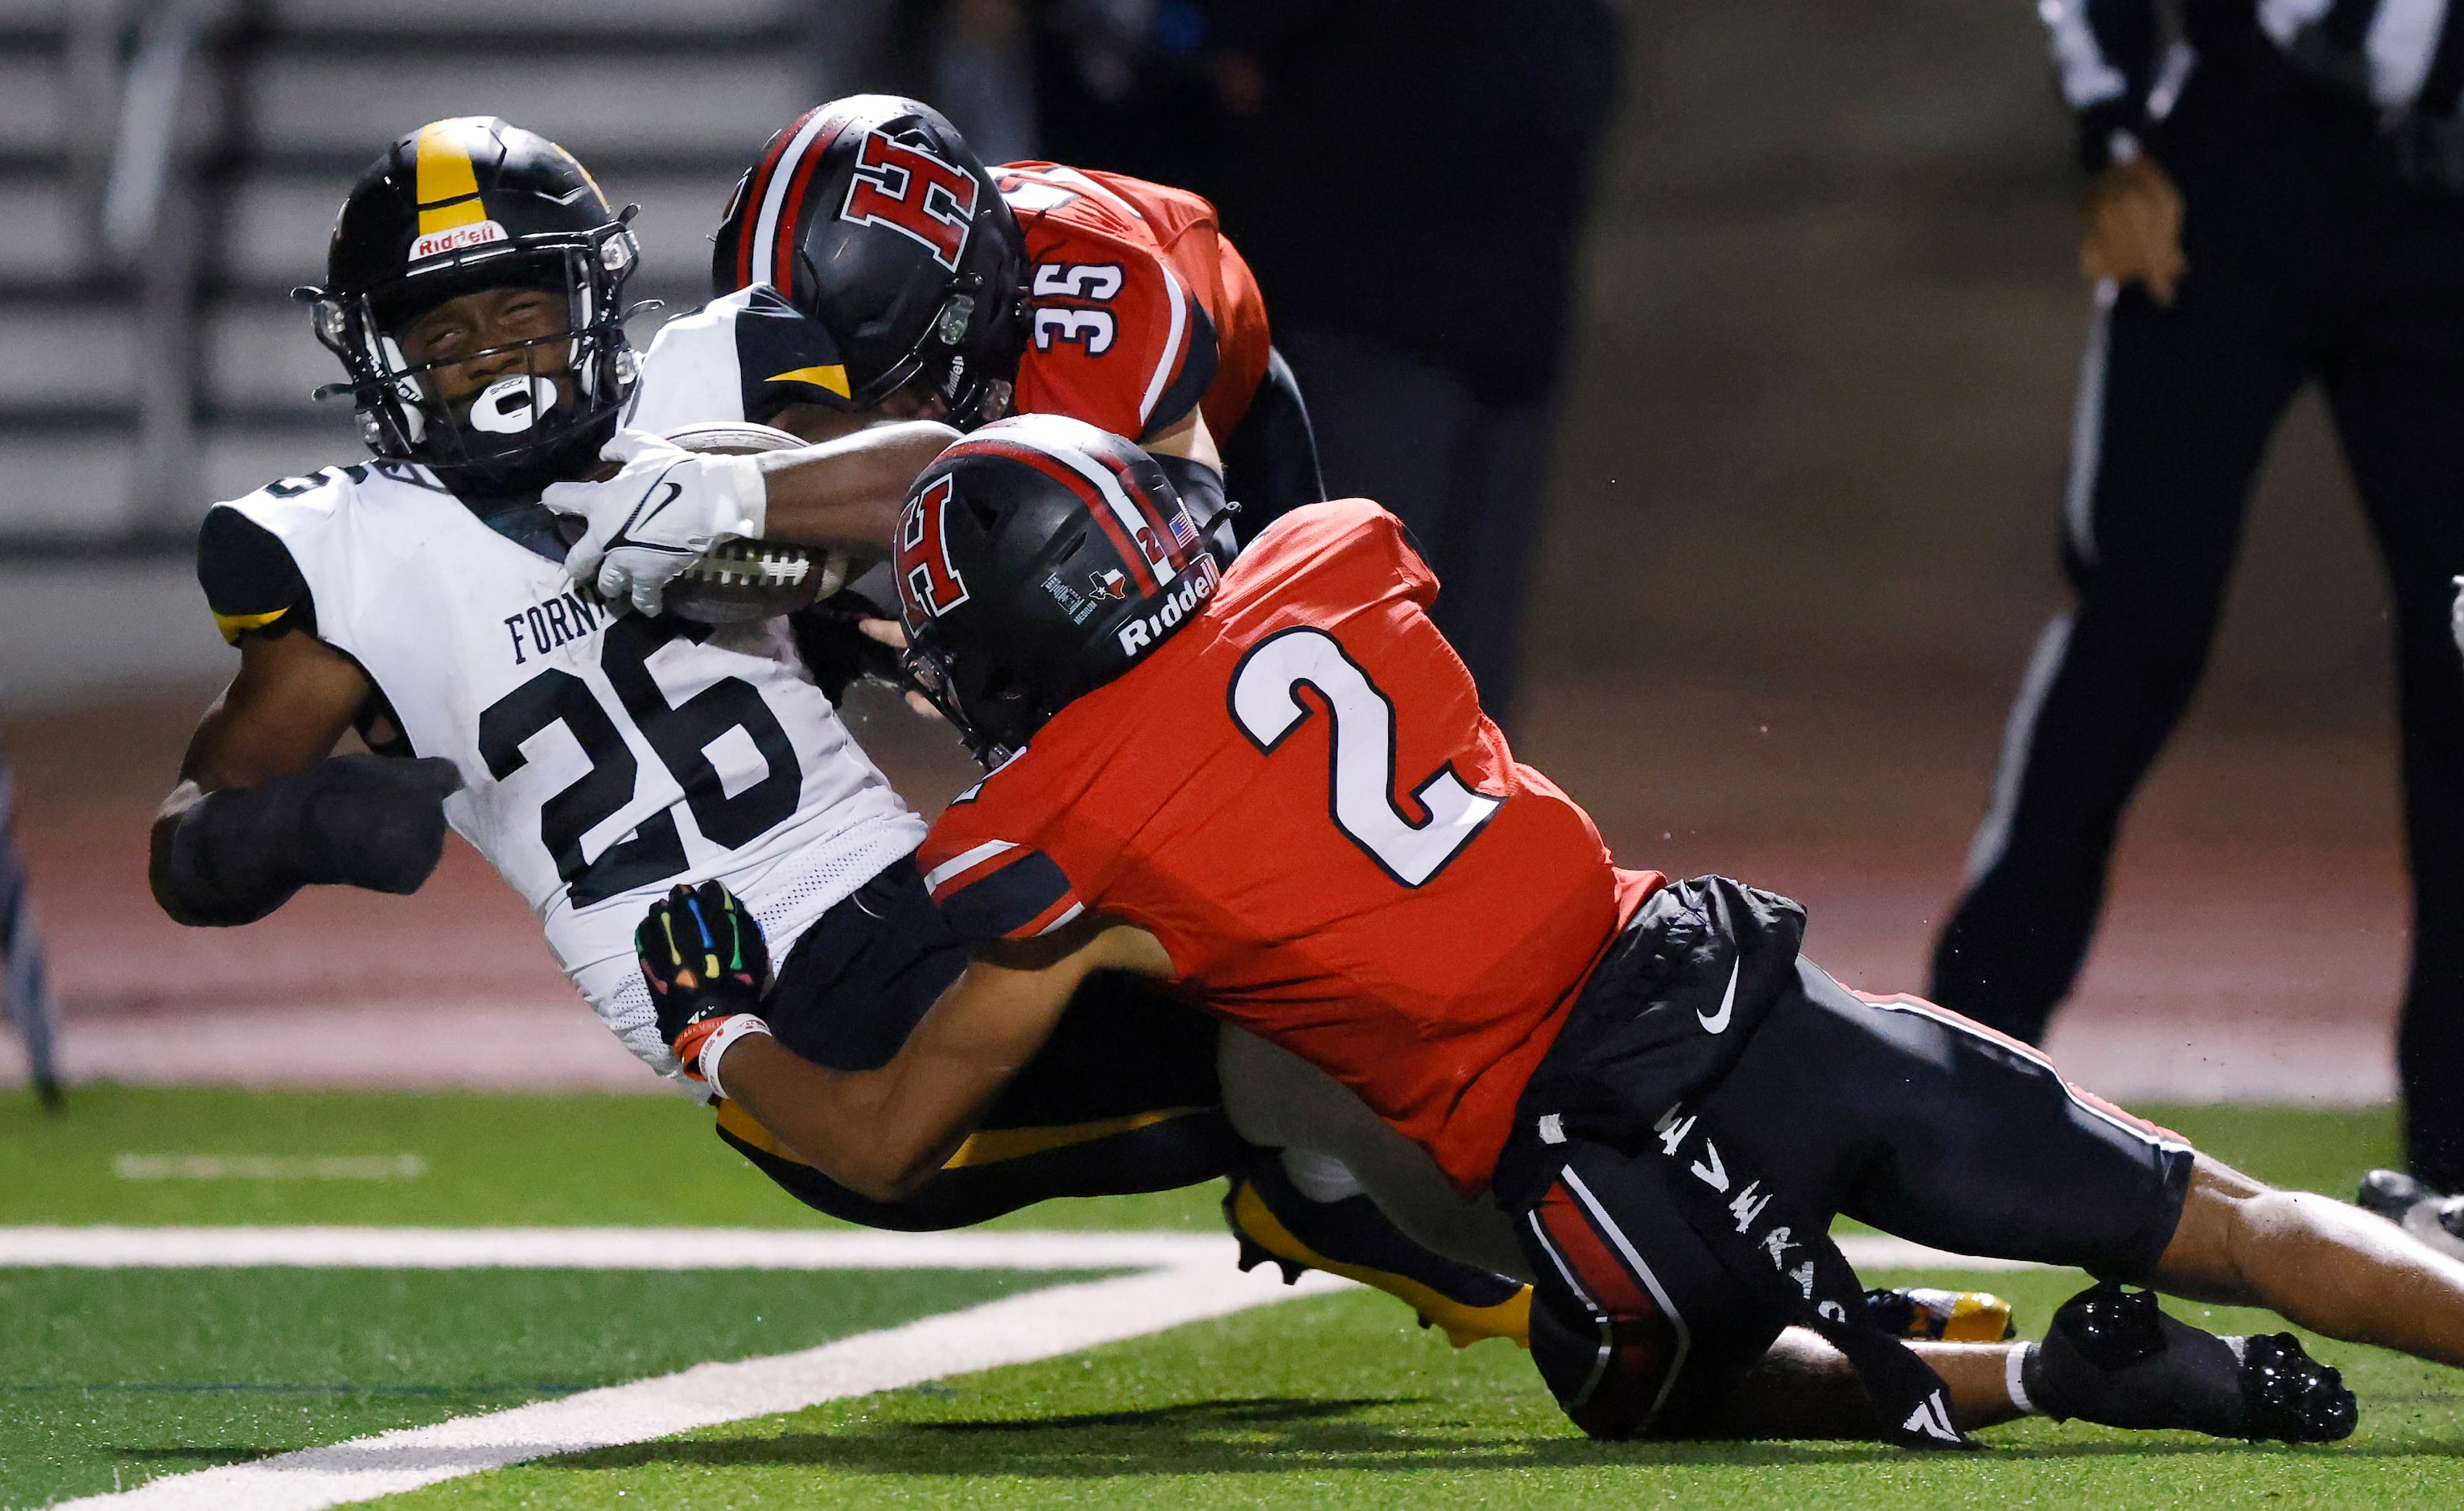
[
  {"x1": 606, "y1": 468, "x2": 692, "y2": 554},
  {"x1": 1697, "y1": 959, "x2": 1740, "y2": 1034}
]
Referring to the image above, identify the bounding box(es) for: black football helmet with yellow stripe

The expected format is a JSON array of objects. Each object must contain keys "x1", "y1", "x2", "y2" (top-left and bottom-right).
[{"x1": 302, "y1": 117, "x2": 641, "y2": 495}]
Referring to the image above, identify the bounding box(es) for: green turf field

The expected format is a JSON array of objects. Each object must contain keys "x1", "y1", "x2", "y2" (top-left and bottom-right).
[{"x1": 2, "y1": 1087, "x2": 2454, "y2": 1509}]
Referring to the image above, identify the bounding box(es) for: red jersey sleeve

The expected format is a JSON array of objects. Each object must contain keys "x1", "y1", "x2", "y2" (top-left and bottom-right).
[
  {"x1": 918, "y1": 830, "x2": 1089, "y2": 943},
  {"x1": 1001, "y1": 167, "x2": 1218, "y2": 442}
]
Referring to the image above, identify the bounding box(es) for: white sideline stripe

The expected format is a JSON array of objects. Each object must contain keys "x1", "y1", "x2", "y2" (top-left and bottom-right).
[
  {"x1": 0, "y1": 1227, "x2": 1258, "y2": 1271},
  {"x1": 0, "y1": 1226, "x2": 2054, "y2": 1276},
  {"x1": 46, "y1": 1239, "x2": 1349, "y2": 1511}
]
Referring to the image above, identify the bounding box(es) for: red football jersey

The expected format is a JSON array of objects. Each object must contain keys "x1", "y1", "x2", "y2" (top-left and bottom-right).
[
  {"x1": 994, "y1": 162, "x2": 1272, "y2": 445},
  {"x1": 917, "y1": 500, "x2": 1662, "y2": 1194}
]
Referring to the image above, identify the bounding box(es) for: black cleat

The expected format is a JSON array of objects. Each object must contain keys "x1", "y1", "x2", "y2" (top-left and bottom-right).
[
  {"x1": 2359, "y1": 1168, "x2": 2437, "y2": 1223},
  {"x1": 2359, "y1": 1170, "x2": 2464, "y2": 1260},
  {"x1": 2238, "y1": 1332, "x2": 2359, "y2": 1443},
  {"x1": 2025, "y1": 1282, "x2": 2356, "y2": 1443}
]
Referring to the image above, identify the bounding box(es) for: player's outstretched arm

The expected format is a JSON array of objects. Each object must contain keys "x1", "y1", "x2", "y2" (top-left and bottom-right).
[
  {"x1": 544, "y1": 422, "x2": 958, "y2": 616},
  {"x1": 150, "y1": 629, "x2": 459, "y2": 925},
  {"x1": 732, "y1": 920, "x2": 1168, "y2": 1200},
  {"x1": 642, "y1": 886, "x2": 1170, "y2": 1203}
]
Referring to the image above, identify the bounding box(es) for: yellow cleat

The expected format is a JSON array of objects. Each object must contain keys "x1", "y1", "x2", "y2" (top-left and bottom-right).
[
  {"x1": 1224, "y1": 1163, "x2": 1532, "y2": 1349},
  {"x1": 1864, "y1": 1285, "x2": 2017, "y2": 1343}
]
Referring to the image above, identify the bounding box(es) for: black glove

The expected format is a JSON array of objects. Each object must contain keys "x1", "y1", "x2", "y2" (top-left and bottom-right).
[
  {"x1": 787, "y1": 589, "x2": 904, "y2": 706},
  {"x1": 637, "y1": 880, "x2": 773, "y2": 1072},
  {"x1": 290, "y1": 754, "x2": 464, "y2": 892},
  {"x1": 161, "y1": 754, "x2": 464, "y2": 925}
]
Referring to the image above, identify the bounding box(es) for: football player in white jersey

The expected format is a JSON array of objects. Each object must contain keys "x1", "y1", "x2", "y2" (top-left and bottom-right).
[{"x1": 146, "y1": 115, "x2": 1547, "y2": 1345}]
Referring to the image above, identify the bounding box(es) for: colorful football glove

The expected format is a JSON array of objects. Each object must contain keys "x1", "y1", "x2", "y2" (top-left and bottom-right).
[{"x1": 637, "y1": 880, "x2": 773, "y2": 1091}]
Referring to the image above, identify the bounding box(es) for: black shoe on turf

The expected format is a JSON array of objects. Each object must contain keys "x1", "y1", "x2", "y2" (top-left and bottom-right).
[
  {"x1": 2023, "y1": 1281, "x2": 2355, "y2": 1443},
  {"x1": 2359, "y1": 1168, "x2": 2438, "y2": 1223}
]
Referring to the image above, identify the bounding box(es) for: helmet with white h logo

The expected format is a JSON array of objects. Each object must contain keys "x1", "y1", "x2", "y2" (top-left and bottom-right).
[
  {"x1": 711, "y1": 96, "x2": 1027, "y2": 426},
  {"x1": 894, "y1": 414, "x2": 1220, "y2": 765}
]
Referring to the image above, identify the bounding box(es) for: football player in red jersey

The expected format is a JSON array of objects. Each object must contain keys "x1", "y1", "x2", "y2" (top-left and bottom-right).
[
  {"x1": 632, "y1": 415, "x2": 2464, "y2": 1448},
  {"x1": 547, "y1": 94, "x2": 1319, "y2": 626},
  {"x1": 537, "y1": 97, "x2": 1556, "y2": 1343}
]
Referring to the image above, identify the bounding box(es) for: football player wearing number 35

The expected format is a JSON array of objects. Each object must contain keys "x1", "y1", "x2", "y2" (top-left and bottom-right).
[
  {"x1": 148, "y1": 116, "x2": 1547, "y2": 1349},
  {"x1": 549, "y1": 93, "x2": 1325, "y2": 642}
]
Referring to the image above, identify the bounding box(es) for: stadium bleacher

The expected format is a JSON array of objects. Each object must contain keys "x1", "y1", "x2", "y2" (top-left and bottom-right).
[{"x1": 0, "y1": 0, "x2": 822, "y2": 547}]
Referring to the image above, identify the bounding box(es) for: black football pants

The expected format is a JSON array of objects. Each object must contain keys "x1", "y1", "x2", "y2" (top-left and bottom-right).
[{"x1": 1929, "y1": 66, "x2": 2464, "y2": 1188}]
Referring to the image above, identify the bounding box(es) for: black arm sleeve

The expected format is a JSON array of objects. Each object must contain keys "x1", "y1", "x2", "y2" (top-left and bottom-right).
[
  {"x1": 159, "y1": 756, "x2": 463, "y2": 926},
  {"x1": 1214, "y1": 344, "x2": 1326, "y2": 548},
  {"x1": 197, "y1": 506, "x2": 314, "y2": 644}
]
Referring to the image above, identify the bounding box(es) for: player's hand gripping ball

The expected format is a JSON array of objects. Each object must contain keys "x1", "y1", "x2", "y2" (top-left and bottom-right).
[{"x1": 637, "y1": 880, "x2": 773, "y2": 1079}]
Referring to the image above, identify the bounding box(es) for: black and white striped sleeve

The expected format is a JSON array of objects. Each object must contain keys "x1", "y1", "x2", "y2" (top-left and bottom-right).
[{"x1": 2038, "y1": 0, "x2": 2162, "y2": 171}]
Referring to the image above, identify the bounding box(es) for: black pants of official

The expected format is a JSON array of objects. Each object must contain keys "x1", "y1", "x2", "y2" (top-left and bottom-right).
[{"x1": 1929, "y1": 62, "x2": 2464, "y2": 1188}]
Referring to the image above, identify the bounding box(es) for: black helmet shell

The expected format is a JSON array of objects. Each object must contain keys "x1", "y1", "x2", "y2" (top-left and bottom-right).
[
  {"x1": 895, "y1": 414, "x2": 1219, "y2": 764},
  {"x1": 712, "y1": 96, "x2": 1025, "y2": 424},
  {"x1": 304, "y1": 117, "x2": 641, "y2": 495}
]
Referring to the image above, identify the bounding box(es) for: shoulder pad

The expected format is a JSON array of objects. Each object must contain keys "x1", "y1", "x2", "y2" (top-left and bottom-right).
[
  {"x1": 628, "y1": 289, "x2": 758, "y2": 434},
  {"x1": 731, "y1": 285, "x2": 856, "y2": 423},
  {"x1": 197, "y1": 503, "x2": 313, "y2": 644}
]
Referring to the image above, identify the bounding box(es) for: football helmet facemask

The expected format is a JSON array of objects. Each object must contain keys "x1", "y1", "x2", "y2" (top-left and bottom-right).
[
  {"x1": 303, "y1": 117, "x2": 642, "y2": 496},
  {"x1": 711, "y1": 95, "x2": 1026, "y2": 428},
  {"x1": 894, "y1": 414, "x2": 1220, "y2": 766}
]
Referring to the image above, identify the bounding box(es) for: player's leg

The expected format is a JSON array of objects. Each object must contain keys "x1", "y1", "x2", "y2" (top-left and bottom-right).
[
  {"x1": 1929, "y1": 272, "x2": 2306, "y2": 1042},
  {"x1": 1721, "y1": 961, "x2": 2359, "y2": 1440},
  {"x1": 2149, "y1": 1155, "x2": 2464, "y2": 1365},
  {"x1": 2318, "y1": 259, "x2": 2464, "y2": 1212}
]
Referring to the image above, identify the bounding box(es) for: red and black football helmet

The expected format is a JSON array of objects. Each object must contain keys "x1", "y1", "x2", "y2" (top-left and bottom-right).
[
  {"x1": 303, "y1": 117, "x2": 641, "y2": 496},
  {"x1": 895, "y1": 415, "x2": 1221, "y2": 765},
  {"x1": 711, "y1": 95, "x2": 1027, "y2": 427}
]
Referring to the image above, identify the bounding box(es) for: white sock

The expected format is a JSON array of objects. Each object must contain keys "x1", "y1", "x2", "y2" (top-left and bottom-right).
[
  {"x1": 2006, "y1": 1343, "x2": 2042, "y2": 1416},
  {"x1": 1279, "y1": 1146, "x2": 1365, "y2": 1204}
]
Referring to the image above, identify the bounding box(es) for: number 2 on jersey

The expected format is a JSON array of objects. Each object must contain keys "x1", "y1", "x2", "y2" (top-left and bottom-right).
[
  {"x1": 477, "y1": 616, "x2": 801, "y2": 907},
  {"x1": 1229, "y1": 628, "x2": 1503, "y2": 887}
]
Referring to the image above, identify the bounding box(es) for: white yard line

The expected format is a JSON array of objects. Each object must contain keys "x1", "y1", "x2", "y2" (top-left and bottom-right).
[
  {"x1": 39, "y1": 1232, "x2": 1350, "y2": 1511},
  {"x1": 12, "y1": 1227, "x2": 2044, "y2": 1509},
  {"x1": 0, "y1": 1225, "x2": 2051, "y2": 1275}
]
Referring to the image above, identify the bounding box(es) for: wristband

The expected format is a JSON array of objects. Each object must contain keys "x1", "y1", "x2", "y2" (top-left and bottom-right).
[{"x1": 698, "y1": 1013, "x2": 773, "y2": 1102}]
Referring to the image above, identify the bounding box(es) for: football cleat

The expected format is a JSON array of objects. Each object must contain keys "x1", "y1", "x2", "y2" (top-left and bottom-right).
[
  {"x1": 1864, "y1": 1285, "x2": 2017, "y2": 1343},
  {"x1": 1223, "y1": 1158, "x2": 1532, "y2": 1348},
  {"x1": 2024, "y1": 1282, "x2": 2355, "y2": 1443},
  {"x1": 2358, "y1": 1167, "x2": 2437, "y2": 1222},
  {"x1": 2357, "y1": 1169, "x2": 2464, "y2": 1261}
]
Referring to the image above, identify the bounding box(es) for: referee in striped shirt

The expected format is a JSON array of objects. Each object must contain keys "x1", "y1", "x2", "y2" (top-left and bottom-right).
[{"x1": 1930, "y1": 0, "x2": 2464, "y2": 1250}]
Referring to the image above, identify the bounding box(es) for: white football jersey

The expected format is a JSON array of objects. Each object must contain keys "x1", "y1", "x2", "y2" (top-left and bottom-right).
[{"x1": 208, "y1": 459, "x2": 925, "y2": 1076}]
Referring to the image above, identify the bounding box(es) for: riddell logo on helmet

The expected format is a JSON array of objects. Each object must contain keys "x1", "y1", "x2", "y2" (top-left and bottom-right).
[
  {"x1": 410, "y1": 220, "x2": 507, "y2": 261},
  {"x1": 1115, "y1": 556, "x2": 1221, "y2": 659}
]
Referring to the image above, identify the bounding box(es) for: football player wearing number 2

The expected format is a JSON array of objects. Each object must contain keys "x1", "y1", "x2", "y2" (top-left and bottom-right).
[{"x1": 646, "y1": 414, "x2": 2464, "y2": 1448}]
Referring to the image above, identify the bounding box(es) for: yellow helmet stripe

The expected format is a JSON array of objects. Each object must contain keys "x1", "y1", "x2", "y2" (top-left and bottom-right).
[
  {"x1": 766, "y1": 364, "x2": 851, "y2": 397},
  {"x1": 211, "y1": 607, "x2": 290, "y2": 645},
  {"x1": 414, "y1": 119, "x2": 488, "y2": 234}
]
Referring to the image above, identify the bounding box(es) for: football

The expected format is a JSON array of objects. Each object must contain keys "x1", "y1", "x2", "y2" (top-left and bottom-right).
[{"x1": 657, "y1": 422, "x2": 851, "y2": 624}]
